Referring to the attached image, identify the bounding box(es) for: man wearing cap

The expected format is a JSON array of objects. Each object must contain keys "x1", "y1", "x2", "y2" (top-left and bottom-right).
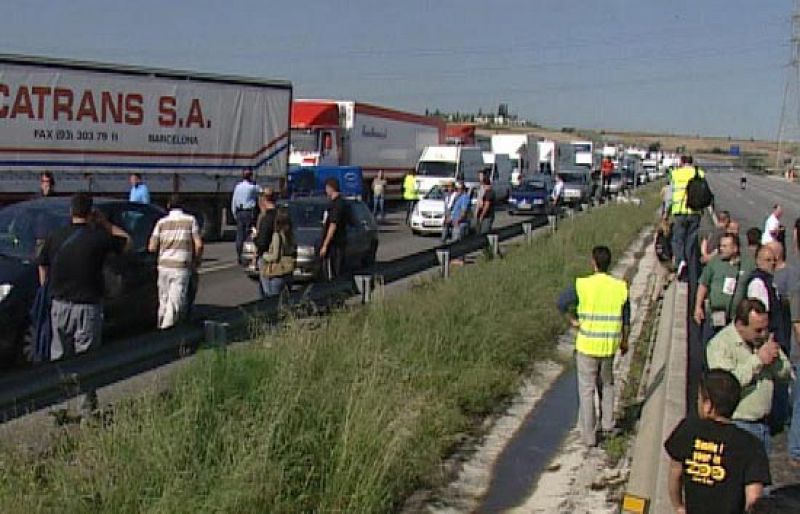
[{"x1": 231, "y1": 169, "x2": 259, "y2": 262}]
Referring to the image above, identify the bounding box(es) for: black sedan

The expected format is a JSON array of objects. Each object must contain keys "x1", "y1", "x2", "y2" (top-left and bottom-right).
[
  {"x1": 242, "y1": 197, "x2": 379, "y2": 281},
  {"x1": 0, "y1": 197, "x2": 174, "y2": 367}
]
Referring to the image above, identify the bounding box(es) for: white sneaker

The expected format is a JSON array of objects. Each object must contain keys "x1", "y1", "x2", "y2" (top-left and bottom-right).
[{"x1": 676, "y1": 261, "x2": 687, "y2": 280}]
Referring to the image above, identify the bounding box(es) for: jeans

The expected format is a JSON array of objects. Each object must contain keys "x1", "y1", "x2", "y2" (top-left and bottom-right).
[
  {"x1": 372, "y1": 194, "x2": 385, "y2": 220},
  {"x1": 576, "y1": 352, "x2": 615, "y2": 446},
  {"x1": 671, "y1": 214, "x2": 700, "y2": 279},
  {"x1": 441, "y1": 222, "x2": 452, "y2": 244},
  {"x1": 263, "y1": 275, "x2": 288, "y2": 298},
  {"x1": 734, "y1": 419, "x2": 771, "y2": 456},
  {"x1": 405, "y1": 200, "x2": 416, "y2": 224},
  {"x1": 789, "y1": 364, "x2": 800, "y2": 459},
  {"x1": 235, "y1": 209, "x2": 254, "y2": 261}
]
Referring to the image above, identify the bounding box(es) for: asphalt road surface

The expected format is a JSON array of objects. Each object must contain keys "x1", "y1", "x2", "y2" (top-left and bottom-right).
[
  {"x1": 703, "y1": 169, "x2": 800, "y2": 265},
  {"x1": 193, "y1": 206, "x2": 529, "y2": 309}
]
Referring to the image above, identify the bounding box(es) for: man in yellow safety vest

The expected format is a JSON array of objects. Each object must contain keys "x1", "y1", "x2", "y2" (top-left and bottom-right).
[
  {"x1": 669, "y1": 154, "x2": 705, "y2": 280},
  {"x1": 403, "y1": 171, "x2": 419, "y2": 224},
  {"x1": 558, "y1": 245, "x2": 630, "y2": 446}
]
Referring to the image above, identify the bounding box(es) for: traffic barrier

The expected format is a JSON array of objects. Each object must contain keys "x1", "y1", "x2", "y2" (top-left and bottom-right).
[
  {"x1": 623, "y1": 282, "x2": 688, "y2": 514},
  {"x1": 354, "y1": 274, "x2": 382, "y2": 304},
  {"x1": 0, "y1": 215, "x2": 548, "y2": 422},
  {"x1": 435, "y1": 248, "x2": 451, "y2": 279},
  {"x1": 522, "y1": 222, "x2": 533, "y2": 244},
  {"x1": 487, "y1": 234, "x2": 500, "y2": 257}
]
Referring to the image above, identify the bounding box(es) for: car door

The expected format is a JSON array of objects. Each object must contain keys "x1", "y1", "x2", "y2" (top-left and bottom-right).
[
  {"x1": 345, "y1": 201, "x2": 372, "y2": 262},
  {"x1": 103, "y1": 203, "x2": 162, "y2": 333}
]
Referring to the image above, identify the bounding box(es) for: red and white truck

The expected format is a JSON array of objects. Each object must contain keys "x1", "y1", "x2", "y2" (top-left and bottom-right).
[
  {"x1": 290, "y1": 100, "x2": 444, "y2": 198},
  {"x1": 0, "y1": 54, "x2": 292, "y2": 240}
]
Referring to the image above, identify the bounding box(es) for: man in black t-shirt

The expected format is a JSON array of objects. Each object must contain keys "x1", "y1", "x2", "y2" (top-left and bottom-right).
[
  {"x1": 38, "y1": 193, "x2": 130, "y2": 360},
  {"x1": 320, "y1": 178, "x2": 348, "y2": 280},
  {"x1": 665, "y1": 369, "x2": 771, "y2": 514}
]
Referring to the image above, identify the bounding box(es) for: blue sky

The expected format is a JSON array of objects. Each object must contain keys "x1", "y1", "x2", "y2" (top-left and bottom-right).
[{"x1": 0, "y1": 0, "x2": 790, "y2": 139}]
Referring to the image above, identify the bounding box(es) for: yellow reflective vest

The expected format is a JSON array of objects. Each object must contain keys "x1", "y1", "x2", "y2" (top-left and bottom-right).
[
  {"x1": 403, "y1": 173, "x2": 418, "y2": 200},
  {"x1": 575, "y1": 273, "x2": 628, "y2": 357},
  {"x1": 670, "y1": 165, "x2": 704, "y2": 215}
]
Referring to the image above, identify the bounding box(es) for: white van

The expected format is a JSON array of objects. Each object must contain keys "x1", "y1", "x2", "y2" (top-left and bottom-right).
[
  {"x1": 482, "y1": 152, "x2": 512, "y2": 200},
  {"x1": 415, "y1": 145, "x2": 485, "y2": 196}
]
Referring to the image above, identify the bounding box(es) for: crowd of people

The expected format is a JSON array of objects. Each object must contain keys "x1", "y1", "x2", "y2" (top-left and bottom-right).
[{"x1": 559, "y1": 155, "x2": 800, "y2": 513}]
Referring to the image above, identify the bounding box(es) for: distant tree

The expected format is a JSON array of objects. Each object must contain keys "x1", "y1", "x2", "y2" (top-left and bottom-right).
[
  {"x1": 425, "y1": 108, "x2": 429, "y2": 116},
  {"x1": 498, "y1": 103, "x2": 509, "y2": 118},
  {"x1": 477, "y1": 107, "x2": 483, "y2": 117},
  {"x1": 647, "y1": 141, "x2": 661, "y2": 152}
]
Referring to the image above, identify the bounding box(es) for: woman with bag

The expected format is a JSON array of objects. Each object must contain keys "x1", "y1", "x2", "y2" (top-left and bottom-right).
[{"x1": 261, "y1": 208, "x2": 296, "y2": 298}]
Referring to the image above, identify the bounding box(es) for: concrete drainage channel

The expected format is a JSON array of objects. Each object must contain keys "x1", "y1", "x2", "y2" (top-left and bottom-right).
[
  {"x1": 403, "y1": 220, "x2": 665, "y2": 514},
  {"x1": 0, "y1": 214, "x2": 553, "y2": 426}
]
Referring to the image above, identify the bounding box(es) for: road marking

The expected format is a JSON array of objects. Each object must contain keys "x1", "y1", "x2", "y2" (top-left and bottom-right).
[{"x1": 198, "y1": 262, "x2": 239, "y2": 275}]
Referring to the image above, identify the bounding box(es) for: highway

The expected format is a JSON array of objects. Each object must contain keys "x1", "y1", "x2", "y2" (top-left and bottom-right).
[
  {"x1": 192, "y1": 206, "x2": 527, "y2": 309},
  {"x1": 703, "y1": 170, "x2": 800, "y2": 262}
]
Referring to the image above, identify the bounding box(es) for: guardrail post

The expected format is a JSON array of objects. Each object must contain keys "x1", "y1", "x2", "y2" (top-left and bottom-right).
[
  {"x1": 581, "y1": 202, "x2": 589, "y2": 213},
  {"x1": 435, "y1": 248, "x2": 450, "y2": 279},
  {"x1": 353, "y1": 274, "x2": 374, "y2": 304},
  {"x1": 522, "y1": 222, "x2": 533, "y2": 244},
  {"x1": 203, "y1": 320, "x2": 229, "y2": 348},
  {"x1": 547, "y1": 214, "x2": 557, "y2": 233},
  {"x1": 566, "y1": 207, "x2": 575, "y2": 218},
  {"x1": 487, "y1": 234, "x2": 500, "y2": 257}
]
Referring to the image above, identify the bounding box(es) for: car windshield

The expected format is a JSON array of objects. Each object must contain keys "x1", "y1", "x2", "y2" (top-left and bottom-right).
[
  {"x1": 424, "y1": 185, "x2": 449, "y2": 200},
  {"x1": 417, "y1": 161, "x2": 456, "y2": 177},
  {"x1": 286, "y1": 202, "x2": 328, "y2": 229},
  {"x1": 517, "y1": 180, "x2": 548, "y2": 192},
  {"x1": 0, "y1": 202, "x2": 71, "y2": 260},
  {"x1": 290, "y1": 129, "x2": 318, "y2": 154},
  {"x1": 558, "y1": 174, "x2": 585, "y2": 184}
]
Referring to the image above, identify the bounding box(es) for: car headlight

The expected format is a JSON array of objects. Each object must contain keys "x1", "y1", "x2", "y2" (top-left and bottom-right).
[
  {"x1": 0, "y1": 283, "x2": 12, "y2": 303},
  {"x1": 297, "y1": 245, "x2": 315, "y2": 257}
]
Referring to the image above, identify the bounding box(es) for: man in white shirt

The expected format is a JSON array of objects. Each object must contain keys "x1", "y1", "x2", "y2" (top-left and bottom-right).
[
  {"x1": 761, "y1": 204, "x2": 783, "y2": 245},
  {"x1": 148, "y1": 195, "x2": 203, "y2": 329}
]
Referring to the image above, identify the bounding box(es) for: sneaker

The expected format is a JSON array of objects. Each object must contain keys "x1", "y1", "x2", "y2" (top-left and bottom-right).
[{"x1": 676, "y1": 261, "x2": 687, "y2": 281}]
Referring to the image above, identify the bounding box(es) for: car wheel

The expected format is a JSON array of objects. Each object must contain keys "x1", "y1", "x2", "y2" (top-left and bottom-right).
[
  {"x1": 19, "y1": 323, "x2": 35, "y2": 365},
  {"x1": 362, "y1": 242, "x2": 378, "y2": 267}
]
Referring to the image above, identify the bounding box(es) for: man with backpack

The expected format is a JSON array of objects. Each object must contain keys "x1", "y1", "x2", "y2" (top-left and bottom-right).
[{"x1": 669, "y1": 155, "x2": 713, "y2": 281}]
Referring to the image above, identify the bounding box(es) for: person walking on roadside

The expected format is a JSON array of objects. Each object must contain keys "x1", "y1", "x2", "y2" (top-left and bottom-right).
[
  {"x1": 231, "y1": 169, "x2": 259, "y2": 263},
  {"x1": 706, "y1": 298, "x2": 791, "y2": 454},
  {"x1": 39, "y1": 171, "x2": 55, "y2": 198},
  {"x1": 37, "y1": 192, "x2": 131, "y2": 414},
  {"x1": 694, "y1": 233, "x2": 754, "y2": 345},
  {"x1": 558, "y1": 246, "x2": 630, "y2": 447},
  {"x1": 746, "y1": 245, "x2": 786, "y2": 352},
  {"x1": 700, "y1": 210, "x2": 731, "y2": 265},
  {"x1": 665, "y1": 369, "x2": 771, "y2": 514},
  {"x1": 403, "y1": 170, "x2": 418, "y2": 224},
  {"x1": 669, "y1": 155, "x2": 706, "y2": 281},
  {"x1": 550, "y1": 174, "x2": 564, "y2": 230},
  {"x1": 148, "y1": 194, "x2": 203, "y2": 330},
  {"x1": 476, "y1": 173, "x2": 495, "y2": 235},
  {"x1": 440, "y1": 182, "x2": 456, "y2": 244},
  {"x1": 128, "y1": 173, "x2": 151, "y2": 204},
  {"x1": 253, "y1": 188, "x2": 278, "y2": 297},
  {"x1": 372, "y1": 170, "x2": 387, "y2": 221},
  {"x1": 447, "y1": 181, "x2": 472, "y2": 243},
  {"x1": 762, "y1": 204, "x2": 783, "y2": 246},
  {"x1": 600, "y1": 156, "x2": 614, "y2": 199},
  {"x1": 321, "y1": 178, "x2": 349, "y2": 280},
  {"x1": 260, "y1": 208, "x2": 296, "y2": 298}
]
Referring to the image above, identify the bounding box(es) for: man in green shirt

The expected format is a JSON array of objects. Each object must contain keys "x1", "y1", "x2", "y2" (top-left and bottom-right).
[
  {"x1": 695, "y1": 233, "x2": 755, "y2": 344},
  {"x1": 706, "y1": 298, "x2": 791, "y2": 454}
]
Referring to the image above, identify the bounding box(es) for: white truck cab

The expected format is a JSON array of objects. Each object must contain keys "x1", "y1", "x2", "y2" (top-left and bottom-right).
[{"x1": 415, "y1": 145, "x2": 484, "y2": 196}]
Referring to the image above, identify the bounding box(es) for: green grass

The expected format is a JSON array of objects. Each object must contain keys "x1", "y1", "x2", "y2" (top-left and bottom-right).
[{"x1": 0, "y1": 187, "x2": 660, "y2": 514}]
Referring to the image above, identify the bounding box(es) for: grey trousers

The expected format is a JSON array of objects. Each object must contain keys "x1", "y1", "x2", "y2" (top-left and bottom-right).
[
  {"x1": 50, "y1": 299, "x2": 103, "y2": 414},
  {"x1": 576, "y1": 352, "x2": 615, "y2": 446}
]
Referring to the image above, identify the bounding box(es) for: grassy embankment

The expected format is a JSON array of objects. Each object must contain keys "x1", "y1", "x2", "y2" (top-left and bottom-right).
[{"x1": 0, "y1": 187, "x2": 660, "y2": 514}]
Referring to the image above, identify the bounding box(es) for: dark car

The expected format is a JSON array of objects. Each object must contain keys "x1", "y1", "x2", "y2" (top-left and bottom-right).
[
  {"x1": 508, "y1": 176, "x2": 553, "y2": 215},
  {"x1": 242, "y1": 197, "x2": 379, "y2": 282},
  {"x1": 0, "y1": 197, "x2": 177, "y2": 367}
]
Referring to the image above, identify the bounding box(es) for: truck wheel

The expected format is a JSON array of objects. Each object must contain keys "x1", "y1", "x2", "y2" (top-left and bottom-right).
[{"x1": 195, "y1": 203, "x2": 222, "y2": 242}]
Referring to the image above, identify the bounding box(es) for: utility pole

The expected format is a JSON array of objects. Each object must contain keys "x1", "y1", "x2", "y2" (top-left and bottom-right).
[{"x1": 776, "y1": 0, "x2": 800, "y2": 176}]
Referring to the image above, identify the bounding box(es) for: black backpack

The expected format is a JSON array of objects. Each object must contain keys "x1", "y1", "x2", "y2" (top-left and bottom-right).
[{"x1": 685, "y1": 167, "x2": 713, "y2": 210}]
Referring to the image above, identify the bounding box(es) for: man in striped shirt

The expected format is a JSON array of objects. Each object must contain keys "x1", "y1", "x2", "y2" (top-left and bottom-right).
[{"x1": 148, "y1": 195, "x2": 203, "y2": 329}]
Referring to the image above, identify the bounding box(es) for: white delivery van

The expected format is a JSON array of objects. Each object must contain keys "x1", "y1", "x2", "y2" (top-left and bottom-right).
[{"x1": 415, "y1": 145, "x2": 484, "y2": 196}]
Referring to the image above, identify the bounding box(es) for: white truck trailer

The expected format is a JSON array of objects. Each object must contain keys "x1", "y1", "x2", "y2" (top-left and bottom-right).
[
  {"x1": 289, "y1": 100, "x2": 444, "y2": 199},
  {"x1": 0, "y1": 54, "x2": 292, "y2": 240}
]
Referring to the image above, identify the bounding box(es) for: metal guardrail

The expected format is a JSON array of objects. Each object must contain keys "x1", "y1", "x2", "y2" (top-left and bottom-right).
[
  {"x1": 0, "y1": 215, "x2": 550, "y2": 422},
  {"x1": 624, "y1": 282, "x2": 688, "y2": 514}
]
